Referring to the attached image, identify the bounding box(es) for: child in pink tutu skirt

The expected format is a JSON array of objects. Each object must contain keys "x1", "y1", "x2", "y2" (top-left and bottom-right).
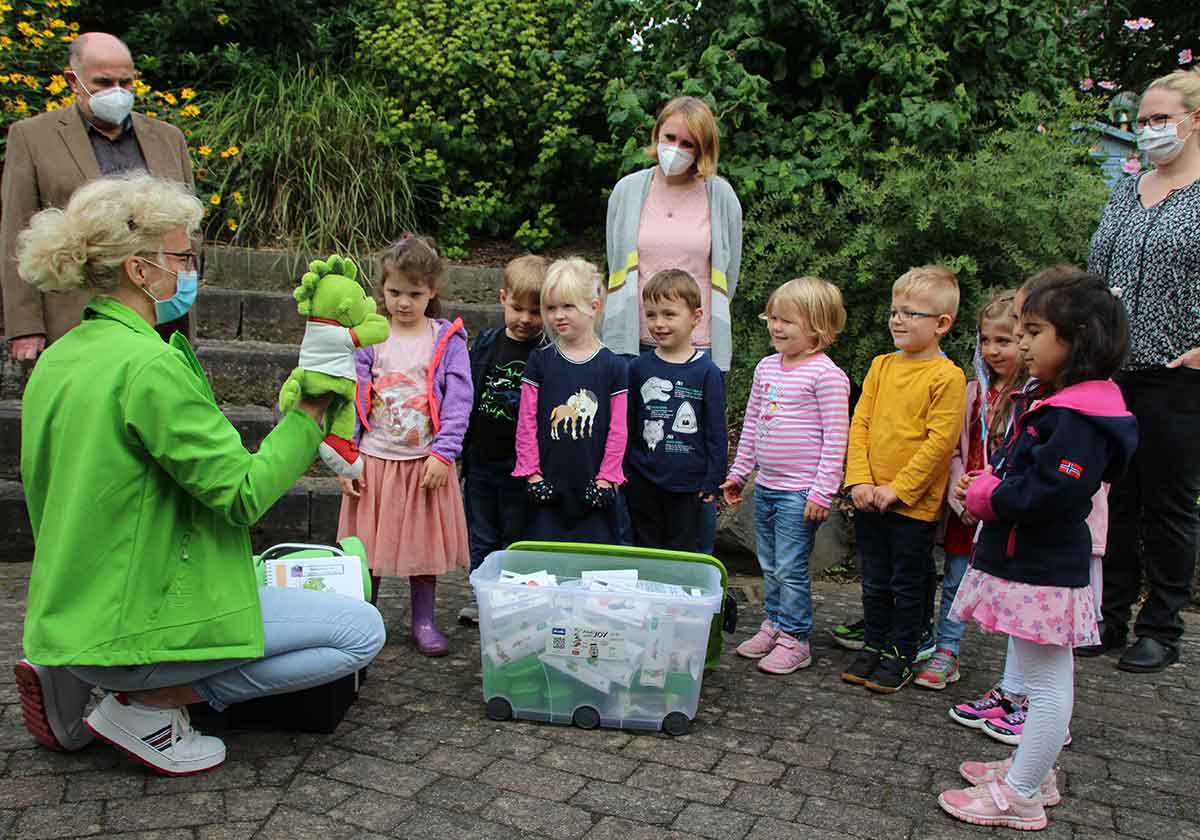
[{"x1": 938, "y1": 266, "x2": 1137, "y2": 831}]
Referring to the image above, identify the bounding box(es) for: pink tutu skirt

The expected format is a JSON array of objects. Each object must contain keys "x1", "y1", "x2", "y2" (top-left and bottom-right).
[
  {"x1": 337, "y1": 454, "x2": 468, "y2": 577},
  {"x1": 950, "y1": 567, "x2": 1099, "y2": 648}
]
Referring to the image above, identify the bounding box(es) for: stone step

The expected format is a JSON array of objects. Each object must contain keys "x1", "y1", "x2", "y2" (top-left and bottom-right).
[
  {"x1": 203, "y1": 245, "x2": 504, "y2": 302},
  {"x1": 0, "y1": 475, "x2": 343, "y2": 561},
  {"x1": 196, "y1": 288, "x2": 506, "y2": 345}
]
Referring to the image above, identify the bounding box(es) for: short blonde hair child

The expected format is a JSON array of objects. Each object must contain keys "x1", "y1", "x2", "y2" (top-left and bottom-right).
[
  {"x1": 893, "y1": 265, "x2": 960, "y2": 319},
  {"x1": 762, "y1": 276, "x2": 847, "y2": 351},
  {"x1": 542, "y1": 257, "x2": 605, "y2": 334},
  {"x1": 1145, "y1": 66, "x2": 1200, "y2": 110},
  {"x1": 642, "y1": 268, "x2": 701, "y2": 311},
  {"x1": 18, "y1": 173, "x2": 202, "y2": 294},
  {"x1": 504, "y1": 254, "x2": 549, "y2": 303},
  {"x1": 645, "y1": 96, "x2": 721, "y2": 178}
]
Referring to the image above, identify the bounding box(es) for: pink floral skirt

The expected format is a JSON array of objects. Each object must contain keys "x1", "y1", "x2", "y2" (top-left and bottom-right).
[
  {"x1": 950, "y1": 567, "x2": 1099, "y2": 648},
  {"x1": 337, "y1": 453, "x2": 468, "y2": 577}
]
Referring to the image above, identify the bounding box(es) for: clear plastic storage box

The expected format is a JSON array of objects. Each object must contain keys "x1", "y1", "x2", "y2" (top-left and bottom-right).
[{"x1": 469, "y1": 543, "x2": 726, "y2": 736}]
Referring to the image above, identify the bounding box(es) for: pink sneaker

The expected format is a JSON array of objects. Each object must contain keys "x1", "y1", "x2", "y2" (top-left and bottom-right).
[
  {"x1": 736, "y1": 620, "x2": 779, "y2": 659},
  {"x1": 948, "y1": 685, "x2": 1023, "y2": 729},
  {"x1": 757, "y1": 633, "x2": 811, "y2": 675},
  {"x1": 959, "y1": 756, "x2": 1061, "y2": 806},
  {"x1": 938, "y1": 778, "x2": 1047, "y2": 831}
]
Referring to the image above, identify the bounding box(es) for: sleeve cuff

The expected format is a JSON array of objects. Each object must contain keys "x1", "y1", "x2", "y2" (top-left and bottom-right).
[{"x1": 965, "y1": 472, "x2": 1001, "y2": 521}]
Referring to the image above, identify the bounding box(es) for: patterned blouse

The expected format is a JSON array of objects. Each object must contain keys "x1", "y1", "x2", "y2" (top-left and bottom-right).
[{"x1": 1087, "y1": 174, "x2": 1200, "y2": 370}]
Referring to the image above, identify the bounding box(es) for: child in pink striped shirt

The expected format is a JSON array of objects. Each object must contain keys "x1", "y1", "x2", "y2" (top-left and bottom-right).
[{"x1": 721, "y1": 277, "x2": 851, "y2": 674}]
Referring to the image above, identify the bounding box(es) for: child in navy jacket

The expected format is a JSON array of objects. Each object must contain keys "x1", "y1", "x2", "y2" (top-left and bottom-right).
[{"x1": 938, "y1": 267, "x2": 1137, "y2": 831}]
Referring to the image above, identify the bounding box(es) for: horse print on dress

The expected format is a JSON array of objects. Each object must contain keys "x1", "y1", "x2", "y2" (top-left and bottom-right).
[{"x1": 550, "y1": 389, "x2": 599, "y2": 440}]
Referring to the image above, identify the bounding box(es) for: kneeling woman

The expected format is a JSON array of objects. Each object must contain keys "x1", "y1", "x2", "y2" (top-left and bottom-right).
[{"x1": 12, "y1": 173, "x2": 385, "y2": 776}]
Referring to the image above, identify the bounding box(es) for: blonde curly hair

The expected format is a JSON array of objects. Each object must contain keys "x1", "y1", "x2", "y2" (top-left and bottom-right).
[{"x1": 17, "y1": 173, "x2": 203, "y2": 294}]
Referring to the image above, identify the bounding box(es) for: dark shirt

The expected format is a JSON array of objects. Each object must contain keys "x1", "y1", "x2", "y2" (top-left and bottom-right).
[
  {"x1": 626, "y1": 349, "x2": 727, "y2": 494},
  {"x1": 467, "y1": 331, "x2": 541, "y2": 463},
  {"x1": 80, "y1": 107, "x2": 147, "y2": 175}
]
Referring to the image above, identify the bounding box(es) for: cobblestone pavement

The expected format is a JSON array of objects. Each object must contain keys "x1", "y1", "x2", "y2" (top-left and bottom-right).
[{"x1": 1, "y1": 560, "x2": 1197, "y2": 840}]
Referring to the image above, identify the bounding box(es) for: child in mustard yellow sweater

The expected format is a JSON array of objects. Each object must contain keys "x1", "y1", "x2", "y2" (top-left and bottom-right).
[{"x1": 840, "y1": 266, "x2": 967, "y2": 694}]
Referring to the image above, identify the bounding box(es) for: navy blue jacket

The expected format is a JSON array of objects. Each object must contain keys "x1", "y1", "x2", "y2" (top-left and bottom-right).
[{"x1": 966, "y1": 380, "x2": 1137, "y2": 587}]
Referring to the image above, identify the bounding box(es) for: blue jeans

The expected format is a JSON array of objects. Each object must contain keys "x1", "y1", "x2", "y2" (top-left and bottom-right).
[
  {"x1": 754, "y1": 486, "x2": 818, "y2": 639},
  {"x1": 69, "y1": 587, "x2": 385, "y2": 711},
  {"x1": 937, "y1": 552, "x2": 970, "y2": 655},
  {"x1": 855, "y1": 509, "x2": 936, "y2": 660},
  {"x1": 464, "y1": 459, "x2": 533, "y2": 571}
]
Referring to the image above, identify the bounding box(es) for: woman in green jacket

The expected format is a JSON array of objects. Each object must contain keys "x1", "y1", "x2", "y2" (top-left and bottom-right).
[{"x1": 12, "y1": 173, "x2": 385, "y2": 776}]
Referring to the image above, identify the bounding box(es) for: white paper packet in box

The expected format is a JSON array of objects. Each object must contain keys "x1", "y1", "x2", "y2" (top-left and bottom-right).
[
  {"x1": 639, "y1": 613, "x2": 675, "y2": 688},
  {"x1": 485, "y1": 618, "x2": 552, "y2": 667},
  {"x1": 581, "y1": 569, "x2": 639, "y2": 591},
  {"x1": 538, "y1": 652, "x2": 613, "y2": 694}
]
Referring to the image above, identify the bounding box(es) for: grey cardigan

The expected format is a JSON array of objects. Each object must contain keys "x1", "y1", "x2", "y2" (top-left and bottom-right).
[{"x1": 602, "y1": 167, "x2": 743, "y2": 371}]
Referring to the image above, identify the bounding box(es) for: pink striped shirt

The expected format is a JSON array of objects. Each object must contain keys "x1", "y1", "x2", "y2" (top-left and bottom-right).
[{"x1": 726, "y1": 352, "x2": 850, "y2": 507}]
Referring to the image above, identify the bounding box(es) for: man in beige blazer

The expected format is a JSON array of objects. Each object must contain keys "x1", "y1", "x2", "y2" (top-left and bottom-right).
[{"x1": 1, "y1": 32, "x2": 194, "y2": 360}]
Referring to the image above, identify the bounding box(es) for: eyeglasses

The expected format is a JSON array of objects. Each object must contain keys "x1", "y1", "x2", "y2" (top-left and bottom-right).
[
  {"x1": 886, "y1": 308, "x2": 940, "y2": 323},
  {"x1": 158, "y1": 250, "x2": 200, "y2": 271},
  {"x1": 1134, "y1": 111, "x2": 1196, "y2": 131}
]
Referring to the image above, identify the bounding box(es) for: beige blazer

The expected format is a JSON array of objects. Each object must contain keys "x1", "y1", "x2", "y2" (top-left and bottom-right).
[{"x1": 0, "y1": 107, "x2": 194, "y2": 341}]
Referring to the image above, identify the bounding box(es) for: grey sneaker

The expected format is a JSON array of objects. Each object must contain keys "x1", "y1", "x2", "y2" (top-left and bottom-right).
[
  {"x1": 458, "y1": 597, "x2": 479, "y2": 625},
  {"x1": 13, "y1": 659, "x2": 95, "y2": 751}
]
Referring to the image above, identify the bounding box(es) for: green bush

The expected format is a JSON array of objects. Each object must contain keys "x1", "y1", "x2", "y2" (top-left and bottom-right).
[
  {"x1": 356, "y1": 0, "x2": 623, "y2": 257},
  {"x1": 182, "y1": 65, "x2": 417, "y2": 254},
  {"x1": 726, "y1": 96, "x2": 1112, "y2": 422}
]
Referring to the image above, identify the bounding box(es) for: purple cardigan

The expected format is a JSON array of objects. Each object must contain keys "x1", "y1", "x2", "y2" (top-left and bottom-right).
[{"x1": 352, "y1": 317, "x2": 473, "y2": 465}]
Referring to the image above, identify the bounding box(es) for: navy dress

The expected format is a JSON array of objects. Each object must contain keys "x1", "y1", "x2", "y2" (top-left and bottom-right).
[{"x1": 523, "y1": 344, "x2": 628, "y2": 544}]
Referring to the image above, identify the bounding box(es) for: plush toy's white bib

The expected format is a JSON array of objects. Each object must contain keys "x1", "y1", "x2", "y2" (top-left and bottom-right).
[{"x1": 298, "y1": 321, "x2": 356, "y2": 380}]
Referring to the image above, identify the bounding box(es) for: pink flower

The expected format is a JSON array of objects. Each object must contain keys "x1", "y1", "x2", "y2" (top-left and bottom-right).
[
  {"x1": 1181, "y1": 49, "x2": 1194, "y2": 65},
  {"x1": 1098, "y1": 80, "x2": 1116, "y2": 90},
  {"x1": 1079, "y1": 78, "x2": 1094, "y2": 91},
  {"x1": 1123, "y1": 18, "x2": 1140, "y2": 30},
  {"x1": 1122, "y1": 158, "x2": 1142, "y2": 175},
  {"x1": 1138, "y1": 17, "x2": 1154, "y2": 29}
]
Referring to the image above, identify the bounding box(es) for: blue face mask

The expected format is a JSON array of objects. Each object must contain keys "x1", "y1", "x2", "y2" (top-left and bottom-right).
[{"x1": 140, "y1": 266, "x2": 199, "y2": 322}]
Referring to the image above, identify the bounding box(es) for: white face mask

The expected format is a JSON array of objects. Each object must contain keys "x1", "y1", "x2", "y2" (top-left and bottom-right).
[
  {"x1": 657, "y1": 142, "x2": 695, "y2": 177},
  {"x1": 76, "y1": 76, "x2": 135, "y2": 126},
  {"x1": 1136, "y1": 112, "x2": 1196, "y2": 165}
]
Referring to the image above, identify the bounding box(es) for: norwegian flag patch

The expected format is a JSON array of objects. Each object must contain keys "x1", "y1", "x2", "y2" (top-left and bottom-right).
[{"x1": 1058, "y1": 460, "x2": 1083, "y2": 479}]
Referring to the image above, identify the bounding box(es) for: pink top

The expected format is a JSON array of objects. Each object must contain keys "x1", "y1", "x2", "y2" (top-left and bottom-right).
[
  {"x1": 637, "y1": 175, "x2": 713, "y2": 347},
  {"x1": 726, "y1": 352, "x2": 851, "y2": 507},
  {"x1": 359, "y1": 322, "x2": 436, "y2": 461}
]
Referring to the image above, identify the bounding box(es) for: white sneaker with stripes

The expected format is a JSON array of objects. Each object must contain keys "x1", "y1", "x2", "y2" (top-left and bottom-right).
[{"x1": 86, "y1": 693, "x2": 225, "y2": 776}]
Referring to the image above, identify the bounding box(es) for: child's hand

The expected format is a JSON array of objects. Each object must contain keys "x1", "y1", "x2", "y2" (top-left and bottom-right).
[
  {"x1": 527, "y1": 474, "x2": 544, "y2": 484},
  {"x1": 337, "y1": 475, "x2": 361, "y2": 498},
  {"x1": 954, "y1": 470, "x2": 978, "y2": 503},
  {"x1": 698, "y1": 490, "x2": 717, "y2": 504},
  {"x1": 960, "y1": 510, "x2": 979, "y2": 527},
  {"x1": 420, "y1": 456, "x2": 449, "y2": 489},
  {"x1": 850, "y1": 483, "x2": 876, "y2": 511},
  {"x1": 803, "y1": 500, "x2": 829, "y2": 523},
  {"x1": 596, "y1": 479, "x2": 613, "y2": 489},
  {"x1": 873, "y1": 485, "x2": 900, "y2": 512},
  {"x1": 720, "y1": 479, "x2": 742, "y2": 506}
]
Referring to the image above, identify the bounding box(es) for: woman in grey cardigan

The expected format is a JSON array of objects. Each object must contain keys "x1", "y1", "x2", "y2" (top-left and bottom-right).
[{"x1": 603, "y1": 96, "x2": 743, "y2": 372}]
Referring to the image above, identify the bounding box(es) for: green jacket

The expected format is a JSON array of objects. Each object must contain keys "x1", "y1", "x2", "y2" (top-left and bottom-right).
[{"x1": 21, "y1": 297, "x2": 322, "y2": 666}]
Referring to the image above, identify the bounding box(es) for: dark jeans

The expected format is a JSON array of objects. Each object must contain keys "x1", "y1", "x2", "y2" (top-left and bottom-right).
[
  {"x1": 1101, "y1": 366, "x2": 1200, "y2": 647},
  {"x1": 464, "y1": 459, "x2": 532, "y2": 572},
  {"x1": 624, "y1": 468, "x2": 707, "y2": 553},
  {"x1": 855, "y1": 509, "x2": 937, "y2": 661}
]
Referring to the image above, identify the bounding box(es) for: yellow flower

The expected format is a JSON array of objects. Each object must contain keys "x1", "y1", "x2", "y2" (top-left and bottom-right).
[
  {"x1": 45, "y1": 98, "x2": 62, "y2": 111},
  {"x1": 16, "y1": 21, "x2": 33, "y2": 35},
  {"x1": 232, "y1": 191, "x2": 243, "y2": 206},
  {"x1": 180, "y1": 87, "x2": 195, "y2": 100},
  {"x1": 46, "y1": 74, "x2": 66, "y2": 94},
  {"x1": 23, "y1": 74, "x2": 38, "y2": 89},
  {"x1": 133, "y1": 79, "x2": 150, "y2": 97},
  {"x1": 216, "y1": 13, "x2": 229, "y2": 25},
  {"x1": 180, "y1": 104, "x2": 200, "y2": 117},
  {"x1": 21, "y1": 7, "x2": 35, "y2": 15},
  {"x1": 209, "y1": 194, "x2": 221, "y2": 206},
  {"x1": 49, "y1": 18, "x2": 64, "y2": 27},
  {"x1": 226, "y1": 219, "x2": 238, "y2": 232},
  {"x1": 145, "y1": 110, "x2": 157, "y2": 117},
  {"x1": 197, "y1": 145, "x2": 212, "y2": 157},
  {"x1": 219, "y1": 145, "x2": 240, "y2": 158},
  {"x1": 163, "y1": 92, "x2": 176, "y2": 105},
  {"x1": 31, "y1": 37, "x2": 44, "y2": 47},
  {"x1": 0, "y1": 36, "x2": 12, "y2": 46},
  {"x1": 0, "y1": 3, "x2": 14, "y2": 11},
  {"x1": 68, "y1": 22, "x2": 78, "y2": 31},
  {"x1": 0, "y1": 75, "x2": 9, "y2": 84},
  {"x1": 42, "y1": 29, "x2": 54, "y2": 37}
]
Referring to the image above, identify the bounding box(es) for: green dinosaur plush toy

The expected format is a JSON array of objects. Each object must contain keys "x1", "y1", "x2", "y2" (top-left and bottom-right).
[{"x1": 278, "y1": 255, "x2": 389, "y2": 478}]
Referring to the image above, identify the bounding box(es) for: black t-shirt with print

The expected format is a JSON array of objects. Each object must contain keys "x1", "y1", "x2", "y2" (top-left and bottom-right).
[{"x1": 468, "y1": 333, "x2": 538, "y2": 463}]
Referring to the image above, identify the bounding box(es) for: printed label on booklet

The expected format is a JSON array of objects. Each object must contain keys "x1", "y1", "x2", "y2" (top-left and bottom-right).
[{"x1": 546, "y1": 623, "x2": 626, "y2": 660}]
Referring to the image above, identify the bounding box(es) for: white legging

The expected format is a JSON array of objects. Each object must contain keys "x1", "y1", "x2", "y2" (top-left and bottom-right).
[{"x1": 1003, "y1": 637, "x2": 1074, "y2": 798}]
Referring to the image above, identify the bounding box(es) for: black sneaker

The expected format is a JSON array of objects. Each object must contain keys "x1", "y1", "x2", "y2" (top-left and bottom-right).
[
  {"x1": 832, "y1": 618, "x2": 866, "y2": 650},
  {"x1": 865, "y1": 648, "x2": 913, "y2": 694},
  {"x1": 840, "y1": 647, "x2": 881, "y2": 685}
]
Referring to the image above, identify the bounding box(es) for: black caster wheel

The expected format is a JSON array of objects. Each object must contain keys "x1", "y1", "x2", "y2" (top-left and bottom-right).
[
  {"x1": 662, "y1": 712, "x2": 690, "y2": 736},
  {"x1": 572, "y1": 705, "x2": 601, "y2": 730},
  {"x1": 485, "y1": 697, "x2": 513, "y2": 722}
]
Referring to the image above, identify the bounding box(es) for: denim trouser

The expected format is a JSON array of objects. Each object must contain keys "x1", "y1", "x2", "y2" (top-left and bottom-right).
[
  {"x1": 855, "y1": 509, "x2": 936, "y2": 660},
  {"x1": 69, "y1": 586, "x2": 385, "y2": 711},
  {"x1": 755, "y1": 486, "x2": 818, "y2": 639},
  {"x1": 936, "y1": 552, "x2": 970, "y2": 655},
  {"x1": 464, "y1": 459, "x2": 533, "y2": 571}
]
